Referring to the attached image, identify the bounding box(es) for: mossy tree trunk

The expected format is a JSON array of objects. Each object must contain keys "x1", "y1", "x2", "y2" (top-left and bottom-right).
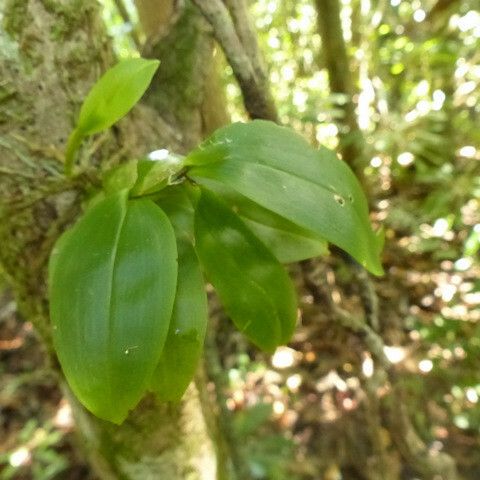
[{"x1": 0, "y1": 1, "x2": 227, "y2": 478}]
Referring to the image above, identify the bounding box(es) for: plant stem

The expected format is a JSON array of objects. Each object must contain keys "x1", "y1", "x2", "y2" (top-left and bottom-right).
[{"x1": 64, "y1": 129, "x2": 83, "y2": 177}]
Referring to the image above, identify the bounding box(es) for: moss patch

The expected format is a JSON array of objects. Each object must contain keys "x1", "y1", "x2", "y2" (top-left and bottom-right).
[{"x1": 3, "y1": 0, "x2": 31, "y2": 37}]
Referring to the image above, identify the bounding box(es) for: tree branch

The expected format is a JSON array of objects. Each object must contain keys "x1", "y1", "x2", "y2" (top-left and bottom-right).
[
  {"x1": 315, "y1": 0, "x2": 366, "y2": 177},
  {"x1": 113, "y1": 0, "x2": 142, "y2": 50},
  {"x1": 191, "y1": 0, "x2": 278, "y2": 122},
  {"x1": 222, "y1": 0, "x2": 268, "y2": 86},
  {"x1": 427, "y1": 0, "x2": 461, "y2": 23}
]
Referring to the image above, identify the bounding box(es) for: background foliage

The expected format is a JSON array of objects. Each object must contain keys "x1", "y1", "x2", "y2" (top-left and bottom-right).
[{"x1": 1, "y1": 0, "x2": 479, "y2": 478}]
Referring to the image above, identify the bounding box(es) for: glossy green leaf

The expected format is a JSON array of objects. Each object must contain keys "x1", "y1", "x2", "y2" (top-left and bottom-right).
[
  {"x1": 150, "y1": 190, "x2": 208, "y2": 401},
  {"x1": 102, "y1": 160, "x2": 139, "y2": 194},
  {"x1": 159, "y1": 183, "x2": 327, "y2": 264},
  {"x1": 243, "y1": 219, "x2": 328, "y2": 263},
  {"x1": 65, "y1": 58, "x2": 159, "y2": 175},
  {"x1": 130, "y1": 155, "x2": 184, "y2": 197},
  {"x1": 151, "y1": 238, "x2": 208, "y2": 401},
  {"x1": 199, "y1": 181, "x2": 328, "y2": 263},
  {"x1": 49, "y1": 191, "x2": 177, "y2": 424},
  {"x1": 186, "y1": 120, "x2": 383, "y2": 275},
  {"x1": 194, "y1": 188, "x2": 297, "y2": 351},
  {"x1": 76, "y1": 58, "x2": 159, "y2": 136}
]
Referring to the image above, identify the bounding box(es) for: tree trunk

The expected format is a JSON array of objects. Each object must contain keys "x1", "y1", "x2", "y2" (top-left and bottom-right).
[
  {"x1": 0, "y1": 1, "x2": 227, "y2": 478},
  {"x1": 315, "y1": 0, "x2": 366, "y2": 177}
]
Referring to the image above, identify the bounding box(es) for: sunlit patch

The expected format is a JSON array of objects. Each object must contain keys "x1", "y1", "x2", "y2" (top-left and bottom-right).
[
  {"x1": 271, "y1": 346, "x2": 297, "y2": 369},
  {"x1": 413, "y1": 9, "x2": 426, "y2": 23},
  {"x1": 456, "y1": 10, "x2": 480, "y2": 33},
  {"x1": 455, "y1": 62, "x2": 469, "y2": 78},
  {"x1": 292, "y1": 90, "x2": 308, "y2": 112},
  {"x1": 456, "y1": 81, "x2": 476, "y2": 96},
  {"x1": 454, "y1": 257, "x2": 472, "y2": 271},
  {"x1": 432, "y1": 218, "x2": 449, "y2": 237},
  {"x1": 268, "y1": 35, "x2": 280, "y2": 49},
  {"x1": 454, "y1": 346, "x2": 466, "y2": 359},
  {"x1": 432, "y1": 89, "x2": 445, "y2": 110},
  {"x1": 383, "y1": 345, "x2": 407, "y2": 364},
  {"x1": 458, "y1": 145, "x2": 477, "y2": 158},
  {"x1": 442, "y1": 349, "x2": 452, "y2": 361},
  {"x1": 416, "y1": 80, "x2": 429, "y2": 97},
  {"x1": 273, "y1": 400, "x2": 285, "y2": 415},
  {"x1": 397, "y1": 152, "x2": 414, "y2": 166},
  {"x1": 316, "y1": 370, "x2": 347, "y2": 393},
  {"x1": 466, "y1": 388, "x2": 478, "y2": 403},
  {"x1": 286, "y1": 374, "x2": 302, "y2": 392},
  {"x1": 454, "y1": 414, "x2": 469, "y2": 429},
  {"x1": 148, "y1": 149, "x2": 169, "y2": 161},
  {"x1": 421, "y1": 295, "x2": 434, "y2": 307},
  {"x1": 281, "y1": 64, "x2": 295, "y2": 82},
  {"x1": 362, "y1": 356, "x2": 374, "y2": 378},
  {"x1": 464, "y1": 292, "x2": 480, "y2": 305},
  {"x1": 346, "y1": 376, "x2": 359, "y2": 388},
  {"x1": 233, "y1": 390, "x2": 245, "y2": 406},
  {"x1": 54, "y1": 399, "x2": 73, "y2": 430},
  {"x1": 342, "y1": 397, "x2": 357, "y2": 411},
  {"x1": 416, "y1": 99, "x2": 430, "y2": 115},
  {"x1": 418, "y1": 359, "x2": 433, "y2": 373},
  {"x1": 405, "y1": 109, "x2": 418, "y2": 122},
  {"x1": 435, "y1": 283, "x2": 457, "y2": 302},
  {"x1": 9, "y1": 447, "x2": 31, "y2": 468}
]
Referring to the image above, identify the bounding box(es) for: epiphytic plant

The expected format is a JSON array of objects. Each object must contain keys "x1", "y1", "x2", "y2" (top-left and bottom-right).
[{"x1": 49, "y1": 58, "x2": 383, "y2": 423}]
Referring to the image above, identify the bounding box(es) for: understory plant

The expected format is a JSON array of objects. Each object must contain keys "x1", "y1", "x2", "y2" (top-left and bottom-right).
[{"x1": 49, "y1": 58, "x2": 383, "y2": 423}]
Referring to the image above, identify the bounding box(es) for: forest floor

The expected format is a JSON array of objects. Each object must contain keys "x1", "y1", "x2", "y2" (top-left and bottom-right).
[{"x1": 1, "y1": 186, "x2": 480, "y2": 480}]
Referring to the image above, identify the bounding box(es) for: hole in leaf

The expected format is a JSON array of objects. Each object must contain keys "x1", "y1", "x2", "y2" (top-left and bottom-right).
[{"x1": 334, "y1": 194, "x2": 345, "y2": 206}]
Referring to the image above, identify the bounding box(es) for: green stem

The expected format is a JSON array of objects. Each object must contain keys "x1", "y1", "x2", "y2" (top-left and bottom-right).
[{"x1": 64, "y1": 128, "x2": 84, "y2": 177}]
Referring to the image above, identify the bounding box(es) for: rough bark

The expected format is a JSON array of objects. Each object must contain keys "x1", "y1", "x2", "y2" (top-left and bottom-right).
[
  {"x1": 0, "y1": 1, "x2": 223, "y2": 478},
  {"x1": 192, "y1": 0, "x2": 278, "y2": 122},
  {"x1": 137, "y1": 0, "x2": 230, "y2": 149}
]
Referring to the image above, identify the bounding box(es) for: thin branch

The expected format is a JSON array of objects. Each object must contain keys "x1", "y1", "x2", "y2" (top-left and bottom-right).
[
  {"x1": 222, "y1": 0, "x2": 268, "y2": 86},
  {"x1": 204, "y1": 304, "x2": 254, "y2": 480},
  {"x1": 427, "y1": 0, "x2": 461, "y2": 22},
  {"x1": 191, "y1": 0, "x2": 278, "y2": 122},
  {"x1": 315, "y1": 0, "x2": 367, "y2": 178},
  {"x1": 113, "y1": 0, "x2": 142, "y2": 50}
]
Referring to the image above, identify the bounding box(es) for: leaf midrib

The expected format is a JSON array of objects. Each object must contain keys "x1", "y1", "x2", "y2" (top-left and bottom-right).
[{"x1": 105, "y1": 197, "x2": 128, "y2": 415}]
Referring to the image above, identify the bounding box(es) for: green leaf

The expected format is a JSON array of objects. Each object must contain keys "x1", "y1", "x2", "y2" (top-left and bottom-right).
[
  {"x1": 158, "y1": 183, "x2": 326, "y2": 264},
  {"x1": 130, "y1": 155, "x2": 184, "y2": 197},
  {"x1": 151, "y1": 238, "x2": 208, "y2": 401},
  {"x1": 150, "y1": 187, "x2": 207, "y2": 401},
  {"x1": 194, "y1": 188, "x2": 297, "y2": 351},
  {"x1": 199, "y1": 182, "x2": 328, "y2": 263},
  {"x1": 65, "y1": 58, "x2": 159, "y2": 175},
  {"x1": 76, "y1": 58, "x2": 159, "y2": 136},
  {"x1": 186, "y1": 120, "x2": 383, "y2": 275},
  {"x1": 102, "y1": 160, "x2": 139, "y2": 194},
  {"x1": 243, "y1": 218, "x2": 328, "y2": 263},
  {"x1": 49, "y1": 191, "x2": 177, "y2": 423}
]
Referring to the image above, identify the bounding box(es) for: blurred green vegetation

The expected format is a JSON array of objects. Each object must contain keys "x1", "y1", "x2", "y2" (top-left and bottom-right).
[{"x1": 1, "y1": 0, "x2": 479, "y2": 478}]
